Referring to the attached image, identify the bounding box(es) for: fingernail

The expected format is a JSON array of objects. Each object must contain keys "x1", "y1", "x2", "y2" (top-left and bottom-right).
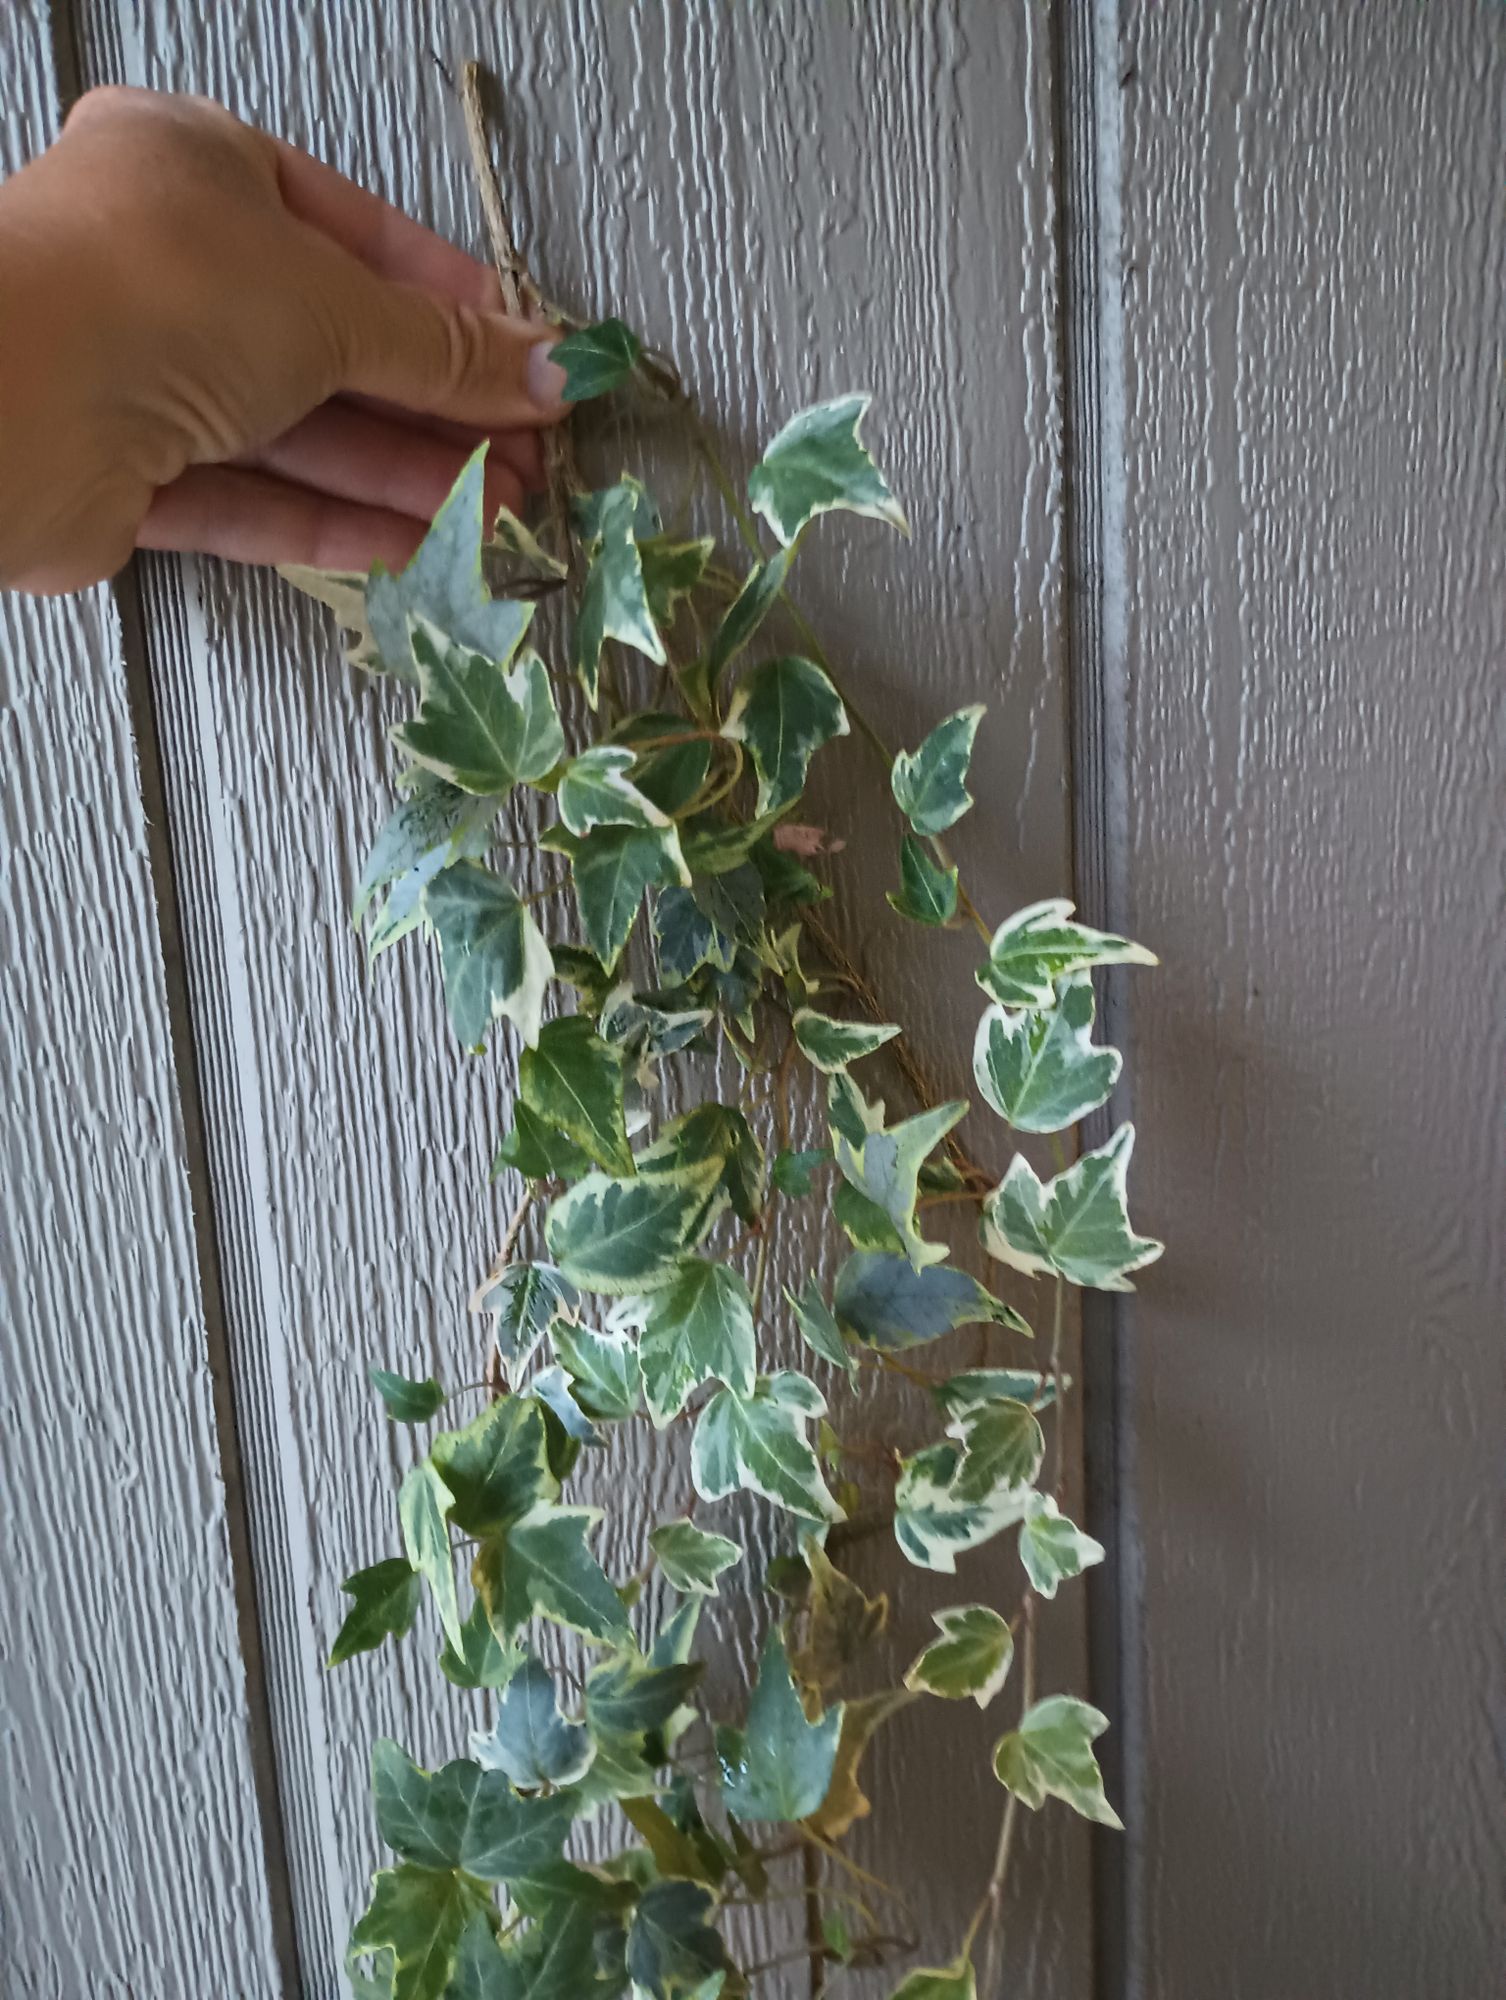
[{"x1": 527, "y1": 339, "x2": 568, "y2": 412}]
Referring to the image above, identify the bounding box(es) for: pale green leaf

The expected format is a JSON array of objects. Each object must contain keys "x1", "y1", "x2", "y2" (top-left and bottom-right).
[
  {"x1": 544, "y1": 1159, "x2": 723, "y2": 1294},
  {"x1": 529, "y1": 1364, "x2": 603, "y2": 1447},
  {"x1": 329, "y1": 1558, "x2": 421, "y2": 1668},
  {"x1": 356, "y1": 775, "x2": 496, "y2": 953},
  {"x1": 370, "y1": 1367, "x2": 446, "y2": 1424},
  {"x1": 973, "y1": 975, "x2": 1121, "y2": 1134},
  {"x1": 469, "y1": 1654, "x2": 595, "y2": 1789},
  {"x1": 692, "y1": 1374, "x2": 843, "y2": 1522},
  {"x1": 980, "y1": 1124, "x2": 1162, "y2": 1290},
  {"x1": 640, "y1": 536, "x2": 715, "y2": 629},
  {"x1": 786, "y1": 1277, "x2": 857, "y2": 1377},
  {"x1": 887, "y1": 832, "x2": 959, "y2": 926},
  {"x1": 977, "y1": 898, "x2": 1157, "y2": 1011},
  {"x1": 649, "y1": 1521, "x2": 744, "y2": 1597},
  {"x1": 469, "y1": 1263, "x2": 578, "y2": 1372},
  {"x1": 520, "y1": 1015, "x2": 634, "y2": 1175},
  {"x1": 558, "y1": 745, "x2": 670, "y2": 837},
  {"x1": 889, "y1": 1957, "x2": 978, "y2": 2000},
  {"x1": 490, "y1": 1101, "x2": 594, "y2": 1184},
  {"x1": 550, "y1": 1319, "x2": 644, "y2": 1422},
  {"x1": 640, "y1": 1259, "x2": 757, "y2": 1426},
  {"x1": 574, "y1": 479, "x2": 665, "y2": 704},
  {"x1": 748, "y1": 394, "x2": 908, "y2": 547},
  {"x1": 891, "y1": 705, "x2": 985, "y2": 837},
  {"x1": 399, "y1": 1463, "x2": 464, "y2": 1651},
  {"x1": 832, "y1": 1252, "x2": 1029, "y2": 1351},
  {"x1": 903, "y1": 1605, "x2": 1014, "y2": 1707},
  {"x1": 279, "y1": 563, "x2": 381, "y2": 673},
  {"x1": 716, "y1": 1629, "x2": 844, "y2": 1822},
  {"x1": 438, "y1": 1602, "x2": 523, "y2": 1692},
  {"x1": 553, "y1": 317, "x2": 642, "y2": 401},
  {"x1": 722, "y1": 655, "x2": 848, "y2": 813},
  {"x1": 395, "y1": 625, "x2": 563, "y2": 794},
  {"x1": 474, "y1": 1502, "x2": 630, "y2": 1645},
  {"x1": 946, "y1": 1396, "x2": 1044, "y2": 1503},
  {"x1": 992, "y1": 1695, "x2": 1121, "y2": 1827},
  {"x1": 792, "y1": 1008, "x2": 900, "y2": 1074},
  {"x1": 893, "y1": 1442, "x2": 1033, "y2": 1574},
  {"x1": 424, "y1": 862, "x2": 553, "y2": 1050},
  {"x1": 350, "y1": 1863, "x2": 489, "y2": 2000},
  {"x1": 829, "y1": 1096, "x2": 968, "y2": 1272},
  {"x1": 1017, "y1": 1493, "x2": 1104, "y2": 1599}
]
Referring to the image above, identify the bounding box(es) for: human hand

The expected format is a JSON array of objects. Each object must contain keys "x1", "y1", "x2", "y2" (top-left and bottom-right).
[{"x1": 0, "y1": 87, "x2": 567, "y2": 594}]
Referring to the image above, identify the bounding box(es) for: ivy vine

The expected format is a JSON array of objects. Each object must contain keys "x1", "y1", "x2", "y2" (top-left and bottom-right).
[{"x1": 290, "y1": 268, "x2": 1159, "y2": 2000}]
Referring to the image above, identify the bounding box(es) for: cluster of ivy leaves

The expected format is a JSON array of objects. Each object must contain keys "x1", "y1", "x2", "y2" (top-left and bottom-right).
[{"x1": 297, "y1": 318, "x2": 1162, "y2": 2000}]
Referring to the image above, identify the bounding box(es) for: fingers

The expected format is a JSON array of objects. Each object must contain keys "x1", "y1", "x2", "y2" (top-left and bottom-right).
[
  {"x1": 341, "y1": 398, "x2": 546, "y2": 492},
  {"x1": 242, "y1": 403, "x2": 526, "y2": 525},
  {"x1": 138, "y1": 465, "x2": 426, "y2": 572}
]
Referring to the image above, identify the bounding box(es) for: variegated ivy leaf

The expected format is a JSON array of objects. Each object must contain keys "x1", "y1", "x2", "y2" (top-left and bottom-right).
[
  {"x1": 639, "y1": 536, "x2": 715, "y2": 630},
  {"x1": 468, "y1": 1262, "x2": 579, "y2": 1371},
  {"x1": 349, "y1": 1863, "x2": 490, "y2": 2000},
  {"x1": 370, "y1": 1737, "x2": 575, "y2": 1883},
  {"x1": 279, "y1": 564, "x2": 382, "y2": 673},
  {"x1": 792, "y1": 1008, "x2": 901, "y2": 1074},
  {"x1": 700, "y1": 546, "x2": 794, "y2": 706},
  {"x1": 557, "y1": 745, "x2": 670, "y2": 838},
  {"x1": 399, "y1": 1462, "x2": 464, "y2": 1651},
  {"x1": 638, "y1": 1103, "x2": 765, "y2": 1227},
  {"x1": 832, "y1": 1252, "x2": 1030, "y2": 1352},
  {"x1": 771, "y1": 1148, "x2": 831, "y2": 1198},
  {"x1": 890, "y1": 1958, "x2": 978, "y2": 2000},
  {"x1": 1017, "y1": 1492, "x2": 1104, "y2": 1599},
  {"x1": 544, "y1": 1159, "x2": 724, "y2": 1294},
  {"x1": 973, "y1": 974, "x2": 1121, "y2": 1134},
  {"x1": 366, "y1": 447, "x2": 534, "y2": 682},
  {"x1": 945, "y1": 1396, "x2": 1045, "y2": 1502},
  {"x1": 716, "y1": 1629, "x2": 844, "y2": 1822},
  {"x1": 423, "y1": 861, "x2": 552, "y2": 1051},
  {"x1": 893, "y1": 1441, "x2": 1033, "y2": 1574},
  {"x1": 891, "y1": 704, "x2": 985, "y2": 837},
  {"x1": 722, "y1": 655, "x2": 848, "y2": 814},
  {"x1": 552, "y1": 316, "x2": 642, "y2": 401},
  {"x1": 826, "y1": 1069, "x2": 888, "y2": 1147},
  {"x1": 828, "y1": 1087, "x2": 968, "y2": 1272},
  {"x1": 903, "y1": 1605, "x2": 1014, "y2": 1707},
  {"x1": 980, "y1": 1123, "x2": 1162, "y2": 1291},
  {"x1": 519, "y1": 1014, "x2": 634, "y2": 1176},
  {"x1": 395, "y1": 623, "x2": 563, "y2": 795},
  {"x1": 584, "y1": 1647, "x2": 703, "y2": 1745},
  {"x1": 550, "y1": 1318, "x2": 644, "y2": 1422},
  {"x1": 469, "y1": 1653, "x2": 595, "y2": 1789},
  {"x1": 931, "y1": 1368, "x2": 1055, "y2": 1421},
  {"x1": 429, "y1": 1397, "x2": 558, "y2": 1540},
  {"x1": 787, "y1": 1277, "x2": 857, "y2": 1377},
  {"x1": 544, "y1": 823, "x2": 689, "y2": 970},
  {"x1": 328, "y1": 1557, "x2": 421, "y2": 1668},
  {"x1": 626, "y1": 1880, "x2": 728, "y2": 2000},
  {"x1": 491, "y1": 1102, "x2": 594, "y2": 1185},
  {"x1": 473, "y1": 1502, "x2": 630, "y2": 1645},
  {"x1": 833, "y1": 1180, "x2": 905, "y2": 1255},
  {"x1": 992, "y1": 1695, "x2": 1121, "y2": 1828},
  {"x1": 888, "y1": 831, "x2": 959, "y2": 926},
  {"x1": 654, "y1": 884, "x2": 738, "y2": 982},
  {"x1": 598, "y1": 983, "x2": 713, "y2": 1062},
  {"x1": 529, "y1": 1364, "x2": 603, "y2": 1448},
  {"x1": 977, "y1": 897, "x2": 1157, "y2": 1010},
  {"x1": 692, "y1": 1373, "x2": 843, "y2": 1522},
  {"x1": 439, "y1": 1603, "x2": 522, "y2": 1692},
  {"x1": 573, "y1": 478, "x2": 666, "y2": 706},
  {"x1": 789, "y1": 1541, "x2": 888, "y2": 1695},
  {"x1": 640, "y1": 1259, "x2": 757, "y2": 1427},
  {"x1": 487, "y1": 502, "x2": 567, "y2": 580},
  {"x1": 747, "y1": 394, "x2": 908, "y2": 548},
  {"x1": 649, "y1": 1520, "x2": 744, "y2": 1596},
  {"x1": 355, "y1": 774, "x2": 496, "y2": 955}
]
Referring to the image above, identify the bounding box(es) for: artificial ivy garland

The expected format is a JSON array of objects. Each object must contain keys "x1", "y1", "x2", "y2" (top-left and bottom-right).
[{"x1": 291, "y1": 310, "x2": 1161, "y2": 2000}]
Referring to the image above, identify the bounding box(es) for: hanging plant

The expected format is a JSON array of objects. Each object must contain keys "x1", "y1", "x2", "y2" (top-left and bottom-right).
[{"x1": 290, "y1": 80, "x2": 1160, "y2": 2000}]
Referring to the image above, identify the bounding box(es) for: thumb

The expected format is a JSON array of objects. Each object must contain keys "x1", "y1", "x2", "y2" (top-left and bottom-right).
[{"x1": 321, "y1": 253, "x2": 568, "y2": 430}]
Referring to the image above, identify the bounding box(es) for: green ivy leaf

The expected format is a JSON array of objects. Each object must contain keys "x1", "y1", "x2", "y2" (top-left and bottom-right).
[
  {"x1": 980, "y1": 1123, "x2": 1162, "y2": 1290},
  {"x1": 747, "y1": 394, "x2": 908, "y2": 548},
  {"x1": 491, "y1": 1102, "x2": 594, "y2": 1184},
  {"x1": 558, "y1": 745, "x2": 671, "y2": 838},
  {"x1": 430, "y1": 1397, "x2": 558, "y2": 1540},
  {"x1": 474, "y1": 1503, "x2": 630, "y2": 1645},
  {"x1": 469, "y1": 1263, "x2": 579, "y2": 1372},
  {"x1": 722, "y1": 656, "x2": 848, "y2": 814},
  {"x1": 654, "y1": 885, "x2": 737, "y2": 982},
  {"x1": 992, "y1": 1695, "x2": 1121, "y2": 1827},
  {"x1": 946, "y1": 1397, "x2": 1044, "y2": 1503},
  {"x1": 932, "y1": 1369, "x2": 1055, "y2": 1421},
  {"x1": 439, "y1": 1915, "x2": 515, "y2": 2000},
  {"x1": 574, "y1": 479, "x2": 666, "y2": 705},
  {"x1": 903, "y1": 1605, "x2": 1014, "y2": 1707},
  {"x1": 469, "y1": 1653, "x2": 595, "y2": 1789},
  {"x1": 550, "y1": 1318, "x2": 644, "y2": 1422},
  {"x1": 890, "y1": 1957, "x2": 978, "y2": 2000},
  {"x1": 973, "y1": 975, "x2": 1121, "y2": 1134},
  {"x1": 771, "y1": 1148, "x2": 831, "y2": 1198},
  {"x1": 716, "y1": 1629, "x2": 844, "y2": 1822},
  {"x1": 546, "y1": 824, "x2": 689, "y2": 970},
  {"x1": 832, "y1": 1180, "x2": 906, "y2": 1255},
  {"x1": 1017, "y1": 1493, "x2": 1104, "y2": 1599},
  {"x1": 399, "y1": 1463, "x2": 464, "y2": 1651},
  {"x1": 791, "y1": 1008, "x2": 900, "y2": 1074},
  {"x1": 626, "y1": 1881, "x2": 728, "y2": 2000},
  {"x1": 890, "y1": 705, "x2": 985, "y2": 837},
  {"x1": 828, "y1": 1092, "x2": 967, "y2": 1272},
  {"x1": 396, "y1": 624, "x2": 563, "y2": 795},
  {"x1": 640, "y1": 536, "x2": 715, "y2": 630},
  {"x1": 366, "y1": 448, "x2": 533, "y2": 682},
  {"x1": 649, "y1": 1521, "x2": 744, "y2": 1597},
  {"x1": 786, "y1": 1277, "x2": 857, "y2": 1377},
  {"x1": 356, "y1": 775, "x2": 496, "y2": 954},
  {"x1": 349, "y1": 1863, "x2": 490, "y2": 2000},
  {"x1": 692, "y1": 1374, "x2": 843, "y2": 1523},
  {"x1": 640, "y1": 1259, "x2": 757, "y2": 1426},
  {"x1": 585, "y1": 1649, "x2": 703, "y2": 1744},
  {"x1": 545, "y1": 1159, "x2": 723, "y2": 1294},
  {"x1": 370, "y1": 1367, "x2": 446, "y2": 1424},
  {"x1": 438, "y1": 1602, "x2": 522, "y2": 1692},
  {"x1": 520, "y1": 1015, "x2": 634, "y2": 1175},
  {"x1": 637, "y1": 1103, "x2": 764, "y2": 1228},
  {"x1": 329, "y1": 1557, "x2": 421, "y2": 1668},
  {"x1": 977, "y1": 898, "x2": 1157, "y2": 1011},
  {"x1": 477, "y1": 1901, "x2": 598, "y2": 2000},
  {"x1": 697, "y1": 545, "x2": 796, "y2": 713},
  {"x1": 832, "y1": 1252, "x2": 1029, "y2": 1351},
  {"x1": 424, "y1": 862, "x2": 553, "y2": 1051},
  {"x1": 893, "y1": 1442, "x2": 1033, "y2": 1574},
  {"x1": 529, "y1": 1364, "x2": 603, "y2": 1447},
  {"x1": 552, "y1": 317, "x2": 642, "y2": 401},
  {"x1": 887, "y1": 832, "x2": 959, "y2": 926},
  {"x1": 371, "y1": 1738, "x2": 575, "y2": 1881}
]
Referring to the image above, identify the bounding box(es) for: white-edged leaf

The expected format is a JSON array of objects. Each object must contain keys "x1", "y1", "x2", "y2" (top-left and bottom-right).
[
  {"x1": 945, "y1": 1397, "x2": 1044, "y2": 1502},
  {"x1": 891, "y1": 705, "x2": 985, "y2": 837},
  {"x1": 1017, "y1": 1492, "x2": 1104, "y2": 1599},
  {"x1": 469, "y1": 1654, "x2": 595, "y2": 1789},
  {"x1": 792, "y1": 1009, "x2": 900, "y2": 1074},
  {"x1": 399, "y1": 1463, "x2": 463, "y2": 1651},
  {"x1": 474, "y1": 1502, "x2": 630, "y2": 1645},
  {"x1": 786, "y1": 1277, "x2": 857, "y2": 1377},
  {"x1": 423, "y1": 861, "x2": 552, "y2": 1050},
  {"x1": 520, "y1": 1014, "x2": 634, "y2": 1176},
  {"x1": 573, "y1": 478, "x2": 665, "y2": 704},
  {"x1": 640, "y1": 1260, "x2": 757, "y2": 1426},
  {"x1": 546, "y1": 823, "x2": 689, "y2": 970},
  {"x1": 544, "y1": 1160, "x2": 723, "y2": 1294},
  {"x1": 833, "y1": 1253, "x2": 1030, "y2": 1351},
  {"x1": 553, "y1": 317, "x2": 642, "y2": 401},
  {"x1": 887, "y1": 831, "x2": 959, "y2": 926},
  {"x1": 722, "y1": 655, "x2": 848, "y2": 813},
  {"x1": 978, "y1": 898, "x2": 1157, "y2": 1010},
  {"x1": 395, "y1": 624, "x2": 563, "y2": 795},
  {"x1": 992, "y1": 1695, "x2": 1121, "y2": 1828},
  {"x1": 468, "y1": 1262, "x2": 578, "y2": 1371},
  {"x1": 973, "y1": 975, "x2": 1121, "y2": 1134},
  {"x1": 649, "y1": 1521, "x2": 744, "y2": 1597},
  {"x1": 747, "y1": 394, "x2": 908, "y2": 547},
  {"x1": 692, "y1": 1374, "x2": 843, "y2": 1523},
  {"x1": 980, "y1": 1123, "x2": 1162, "y2": 1290},
  {"x1": 355, "y1": 775, "x2": 496, "y2": 954},
  {"x1": 558, "y1": 745, "x2": 670, "y2": 836},
  {"x1": 904, "y1": 1605, "x2": 1014, "y2": 1708},
  {"x1": 893, "y1": 1442, "x2": 1032, "y2": 1574},
  {"x1": 550, "y1": 1318, "x2": 644, "y2": 1422},
  {"x1": 829, "y1": 1097, "x2": 967, "y2": 1272}
]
